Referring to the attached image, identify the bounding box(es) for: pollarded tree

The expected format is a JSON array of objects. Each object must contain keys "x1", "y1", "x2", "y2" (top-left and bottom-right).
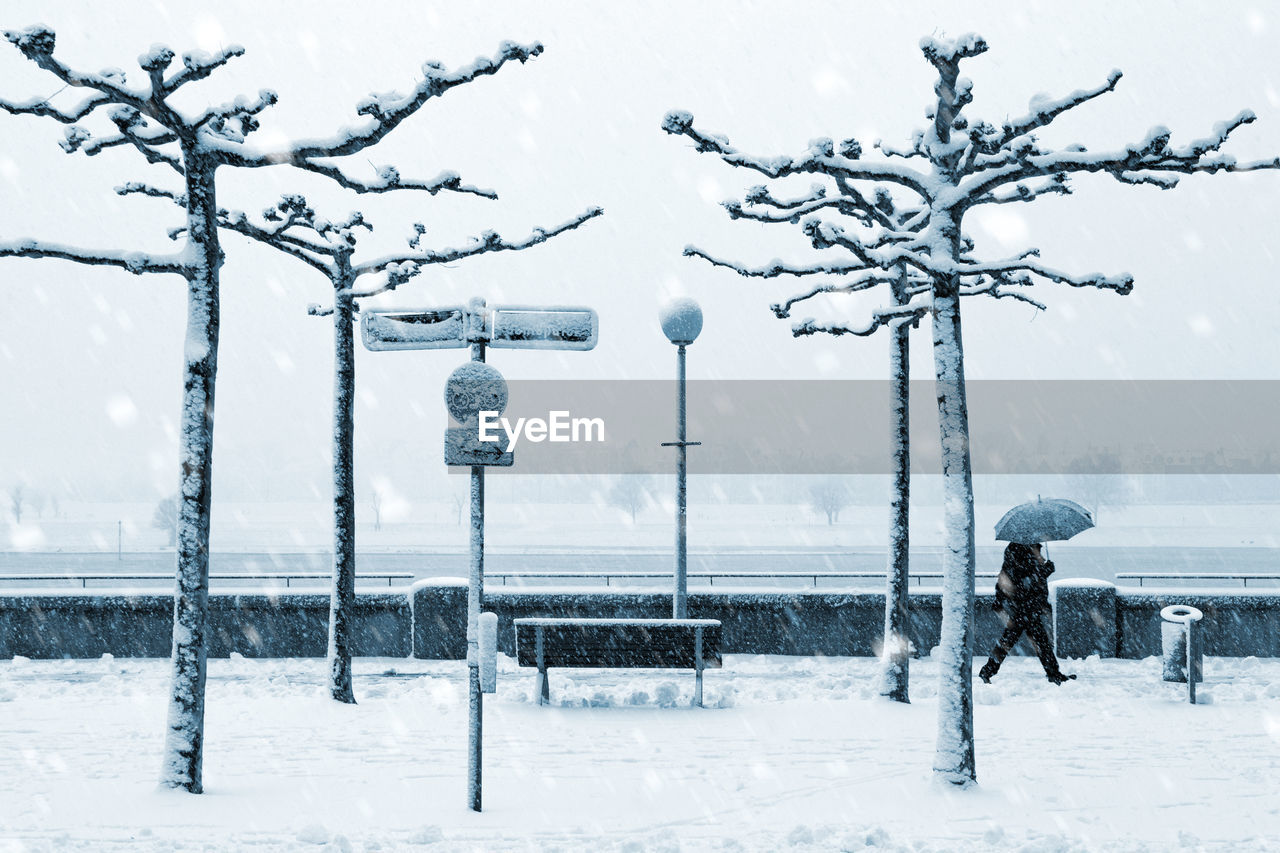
[
  {"x1": 679, "y1": 187, "x2": 1044, "y2": 705},
  {"x1": 664, "y1": 32, "x2": 1279, "y2": 786},
  {"x1": 205, "y1": 193, "x2": 600, "y2": 704},
  {"x1": 0, "y1": 23, "x2": 546, "y2": 793}
]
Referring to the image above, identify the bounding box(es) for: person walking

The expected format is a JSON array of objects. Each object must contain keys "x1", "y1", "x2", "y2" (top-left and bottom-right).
[{"x1": 979, "y1": 542, "x2": 1076, "y2": 685}]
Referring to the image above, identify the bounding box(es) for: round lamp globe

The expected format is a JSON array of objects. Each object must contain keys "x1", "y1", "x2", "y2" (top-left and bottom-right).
[{"x1": 659, "y1": 297, "x2": 703, "y2": 345}]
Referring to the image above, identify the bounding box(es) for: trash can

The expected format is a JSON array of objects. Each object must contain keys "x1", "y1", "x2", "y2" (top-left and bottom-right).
[{"x1": 1160, "y1": 605, "x2": 1203, "y2": 685}]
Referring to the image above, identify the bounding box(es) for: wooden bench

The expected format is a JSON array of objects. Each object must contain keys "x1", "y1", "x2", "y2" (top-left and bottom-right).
[{"x1": 514, "y1": 617, "x2": 722, "y2": 708}]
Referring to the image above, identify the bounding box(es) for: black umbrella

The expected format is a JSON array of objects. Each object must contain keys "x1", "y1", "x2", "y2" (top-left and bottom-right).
[{"x1": 994, "y1": 496, "x2": 1094, "y2": 545}]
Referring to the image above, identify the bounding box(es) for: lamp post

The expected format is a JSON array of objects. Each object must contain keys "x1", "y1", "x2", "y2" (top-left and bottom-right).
[{"x1": 659, "y1": 298, "x2": 703, "y2": 619}]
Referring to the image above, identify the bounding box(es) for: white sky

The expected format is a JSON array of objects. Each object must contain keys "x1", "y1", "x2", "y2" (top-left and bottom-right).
[{"x1": 1, "y1": 0, "x2": 1278, "y2": 502}]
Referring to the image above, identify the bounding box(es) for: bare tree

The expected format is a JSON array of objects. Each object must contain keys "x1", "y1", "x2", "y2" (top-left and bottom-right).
[
  {"x1": 665, "y1": 32, "x2": 1278, "y2": 786},
  {"x1": 671, "y1": 147, "x2": 1051, "y2": 707},
  {"x1": 1065, "y1": 453, "x2": 1131, "y2": 522},
  {"x1": 808, "y1": 478, "x2": 849, "y2": 525},
  {"x1": 451, "y1": 481, "x2": 465, "y2": 527},
  {"x1": 222, "y1": 198, "x2": 604, "y2": 714},
  {"x1": 8, "y1": 484, "x2": 25, "y2": 524},
  {"x1": 207, "y1": 197, "x2": 599, "y2": 705},
  {"x1": 608, "y1": 475, "x2": 652, "y2": 523},
  {"x1": 0, "y1": 23, "x2": 544, "y2": 793},
  {"x1": 152, "y1": 494, "x2": 179, "y2": 547},
  {"x1": 29, "y1": 490, "x2": 46, "y2": 520},
  {"x1": 370, "y1": 487, "x2": 384, "y2": 533}
]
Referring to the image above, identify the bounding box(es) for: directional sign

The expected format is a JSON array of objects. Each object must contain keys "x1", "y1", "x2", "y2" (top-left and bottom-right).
[
  {"x1": 362, "y1": 304, "x2": 597, "y2": 352},
  {"x1": 488, "y1": 305, "x2": 597, "y2": 350},
  {"x1": 362, "y1": 307, "x2": 468, "y2": 351}
]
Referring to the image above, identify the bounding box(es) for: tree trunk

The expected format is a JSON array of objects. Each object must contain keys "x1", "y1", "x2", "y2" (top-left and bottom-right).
[
  {"x1": 930, "y1": 283, "x2": 978, "y2": 787},
  {"x1": 161, "y1": 152, "x2": 221, "y2": 793},
  {"x1": 880, "y1": 272, "x2": 912, "y2": 703},
  {"x1": 327, "y1": 278, "x2": 357, "y2": 704}
]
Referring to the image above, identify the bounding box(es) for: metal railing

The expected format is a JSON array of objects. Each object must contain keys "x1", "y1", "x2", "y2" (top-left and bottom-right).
[
  {"x1": 0, "y1": 572, "x2": 414, "y2": 589},
  {"x1": 1116, "y1": 572, "x2": 1280, "y2": 588},
  {"x1": 485, "y1": 571, "x2": 999, "y2": 589}
]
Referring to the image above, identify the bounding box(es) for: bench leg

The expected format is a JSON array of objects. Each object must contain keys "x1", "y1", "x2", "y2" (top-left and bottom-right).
[
  {"x1": 694, "y1": 627, "x2": 704, "y2": 708},
  {"x1": 535, "y1": 627, "x2": 550, "y2": 706},
  {"x1": 536, "y1": 664, "x2": 551, "y2": 706}
]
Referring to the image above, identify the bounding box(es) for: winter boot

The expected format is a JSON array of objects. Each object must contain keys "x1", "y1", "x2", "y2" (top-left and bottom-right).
[
  {"x1": 978, "y1": 661, "x2": 998, "y2": 684},
  {"x1": 1047, "y1": 671, "x2": 1077, "y2": 685}
]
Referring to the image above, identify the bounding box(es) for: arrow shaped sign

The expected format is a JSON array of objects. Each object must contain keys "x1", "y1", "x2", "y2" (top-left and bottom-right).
[
  {"x1": 362, "y1": 307, "x2": 468, "y2": 351},
  {"x1": 488, "y1": 305, "x2": 598, "y2": 350},
  {"x1": 362, "y1": 304, "x2": 598, "y2": 352}
]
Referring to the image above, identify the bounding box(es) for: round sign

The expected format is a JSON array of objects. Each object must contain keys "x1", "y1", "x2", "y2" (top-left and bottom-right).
[
  {"x1": 659, "y1": 297, "x2": 703, "y2": 345},
  {"x1": 445, "y1": 362, "x2": 508, "y2": 422}
]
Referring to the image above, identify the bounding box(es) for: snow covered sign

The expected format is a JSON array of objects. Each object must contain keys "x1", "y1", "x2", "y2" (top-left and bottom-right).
[
  {"x1": 361, "y1": 307, "x2": 469, "y2": 351},
  {"x1": 362, "y1": 304, "x2": 597, "y2": 351},
  {"x1": 486, "y1": 305, "x2": 598, "y2": 350}
]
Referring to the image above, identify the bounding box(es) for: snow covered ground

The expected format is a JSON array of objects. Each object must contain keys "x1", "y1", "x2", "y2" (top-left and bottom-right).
[{"x1": 2, "y1": 653, "x2": 1278, "y2": 851}]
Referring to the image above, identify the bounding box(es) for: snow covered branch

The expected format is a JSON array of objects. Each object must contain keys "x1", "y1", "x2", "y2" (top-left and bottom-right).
[
  {"x1": 970, "y1": 174, "x2": 1070, "y2": 206},
  {"x1": 960, "y1": 275, "x2": 1047, "y2": 310},
  {"x1": 196, "y1": 90, "x2": 279, "y2": 143},
  {"x1": 349, "y1": 206, "x2": 603, "y2": 284},
  {"x1": 116, "y1": 181, "x2": 185, "y2": 204},
  {"x1": 769, "y1": 272, "x2": 900, "y2": 318},
  {"x1": 163, "y1": 46, "x2": 247, "y2": 93},
  {"x1": 215, "y1": 41, "x2": 545, "y2": 167},
  {"x1": 682, "y1": 244, "x2": 872, "y2": 279},
  {"x1": 661, "y1": 110, "x2": 932, "y2": 196},
  {"x1": 0, "y1": 237, "x2": 186, "y2": 275},
  {"x1": 996, "y1": 69, "x2": 1123, "y2": 149},
  {"x1": 290, "y1": 161, "x2": 498, "y2": 198},
  {"x1": 953, "y1": 256, "x2": 1133, "y2": 294},
  {"x1": 3, "y1": 26, "x2": 148, "y2": 116},
  {"x1": 791, "y1": 301, "x2": 930, "y2": 338},
  {"x1": 0, "y1": 90, "x2": 112, "y2": 123},
  {"x1": 960, "y1": 110, "x2": 1280, "y2": 204}
]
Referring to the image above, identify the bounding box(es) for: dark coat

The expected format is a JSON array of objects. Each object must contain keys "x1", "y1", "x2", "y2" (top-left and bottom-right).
[{"x1": 993, "y1": 543, "x2": 1054, "y2": 621}]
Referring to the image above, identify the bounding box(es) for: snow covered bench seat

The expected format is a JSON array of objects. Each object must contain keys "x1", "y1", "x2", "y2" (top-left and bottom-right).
[{"x1": 514, "y1": 617, "x2": 722, "y2": 708}]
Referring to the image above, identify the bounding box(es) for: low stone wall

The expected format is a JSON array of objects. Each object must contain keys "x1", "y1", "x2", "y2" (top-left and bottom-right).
[
  {"x1": 411, "y1": 580, "x2": 1028, "y2": 660},
  {"x1": 1, "y1": 579, "x2": 1275, "y2": 661},
  {"x1": 0, "y1": 592, "x2": 409, "y2": 659},
  {"x1": 1118, "y1": 591, "x2": 1280, "y2": 658}
]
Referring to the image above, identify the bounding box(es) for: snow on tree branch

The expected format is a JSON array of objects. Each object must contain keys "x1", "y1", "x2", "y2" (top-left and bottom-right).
[
  {"x1": 347, "y1": 205, "x2": 603, "y2": 288},
  {"x1": 196, "y1": 90, "x2": 279, "y2": 143},
  {"x1": 769, "y1": 272, "x2": 899, "y2": 318},
  {"x1": 4, "y1": 26, "x2": 148, "y2": 115},
  {"x1": 960, "y1": 275, "x2": 1047, "y2": 310},
  {"x1": 0, "y1": 237, "x2": 186, "y2": 275},
  {"x1": 163, "y1": 46, "x2": 247, "y2": 93},
  {"x1": 661, "y1": 110, "x2": 932, "y2": 196},
  {"x1": 970, "y1": 174, "x2": 1070, "y2": 206},
  {"x1": 954, "y1": 256, "x2": 1133, "y2": 293},
  {"x1": 213, "y1": 41, "x2": 544, "y2": 167},
  {"x1": 682, "y1": 244, "x2": 872, "y2": 279},
  {"x1": 116, "y1": 181, "x2": 185, "y2": 204},
  {"x1": 792, "y1": 300, "x2": 930, "y2": 337},
  {"x1": 0, "y1": 89, "x2": 112, "y2": 123},
  {"x1": 289, "y1": 161, "x2": 498, "y2": 199},
  {"x1": 995, "y1": 69, "x2": 1123, "y2": 149}
]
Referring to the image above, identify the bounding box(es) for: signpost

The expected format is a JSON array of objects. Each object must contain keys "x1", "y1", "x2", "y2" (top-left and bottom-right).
[{"x1": 362, "y1": 297, "x2": 597, "y2": 813}]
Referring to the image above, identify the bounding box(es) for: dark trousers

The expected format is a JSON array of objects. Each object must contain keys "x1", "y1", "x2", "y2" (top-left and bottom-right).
[{"x1": 982, "y1": 612, "x2": 1062, "y2": 677}]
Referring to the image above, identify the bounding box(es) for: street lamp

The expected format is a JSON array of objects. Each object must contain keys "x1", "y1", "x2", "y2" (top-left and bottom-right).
[{"x1": 659, "y1": 297, "x2": 702, "y2": 619}]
